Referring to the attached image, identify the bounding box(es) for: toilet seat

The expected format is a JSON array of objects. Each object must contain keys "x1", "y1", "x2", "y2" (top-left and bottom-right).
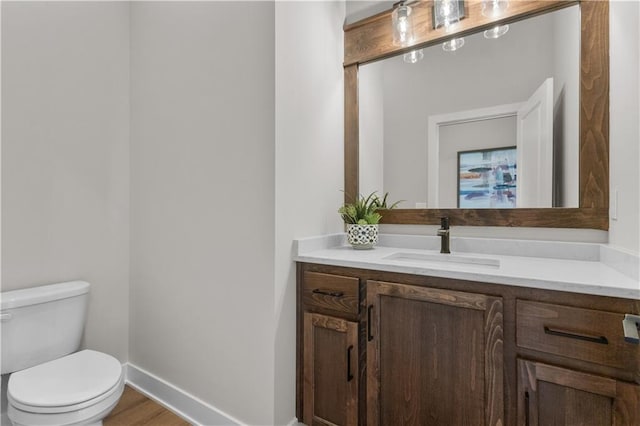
[{"x1": 7, "y1": 350, "x2": 124, "y2": 426}]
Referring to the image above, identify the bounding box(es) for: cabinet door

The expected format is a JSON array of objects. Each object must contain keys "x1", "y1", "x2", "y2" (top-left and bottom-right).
[
  {"x1": 366, "y1": 281, "x2": 504, "y2": 426},
  {"x1": 518, "y1": 359, "x2": 640, "y2": 426},
  {"x1": 303, "y1": 312, "x2": 358, "y2": 426}
]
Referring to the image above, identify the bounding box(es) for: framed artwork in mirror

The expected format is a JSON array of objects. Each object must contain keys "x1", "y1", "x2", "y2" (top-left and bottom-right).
[{"x1": 457, "y1": 146, "x2": 517, "y2": 208}]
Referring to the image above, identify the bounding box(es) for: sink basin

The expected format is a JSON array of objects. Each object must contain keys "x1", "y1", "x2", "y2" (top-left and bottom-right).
[{"x1": 383, "y1": 252, "x2": 500, "y2": 268}]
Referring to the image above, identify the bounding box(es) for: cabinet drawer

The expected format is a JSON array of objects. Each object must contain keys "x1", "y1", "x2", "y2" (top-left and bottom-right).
[
  {"x1": 517, "y1": 300, "x2": 639, "y2": 371},
  {"x1": 303, "y1": 271, "x2": 359, "y2": 315}
]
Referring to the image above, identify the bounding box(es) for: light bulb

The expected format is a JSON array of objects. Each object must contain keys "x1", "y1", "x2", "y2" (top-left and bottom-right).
[
  {"x1": 442, "y1": 37, "x2": 465, "y2": 52},
  {"x1": 403, "y1": 49, "x2": 424, "y2": 64},
  {"x1": 398, "y1": 18, "x2": 408, "y2": 43},
  {"x1": 392, "y1": 4, "x2": 415, "y2": 47},
  {"x1": 482, "y1": 0, "x2": 509, "y2": 18},
  {"x1": 434, "y1": 0, "x2": 461, "y2": 31},
  {"x1": 484, "y1": 24, "x2": 509, "y2": 39}
]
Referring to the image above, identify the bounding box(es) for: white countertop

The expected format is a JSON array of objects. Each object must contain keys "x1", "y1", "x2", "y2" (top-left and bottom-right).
[{"x1": 294, "y1": 234, "x2": 640, "y2": 300}]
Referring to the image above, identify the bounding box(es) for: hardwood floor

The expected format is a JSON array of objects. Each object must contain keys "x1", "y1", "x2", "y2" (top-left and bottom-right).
[{"x1": 104, "y1": 385, "x2": 190, "y2": 426}]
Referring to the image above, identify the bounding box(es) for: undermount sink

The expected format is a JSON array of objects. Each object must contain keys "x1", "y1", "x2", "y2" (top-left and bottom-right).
[{"x1": 383, "y1": 252, "x2": 500, "y2": 269}]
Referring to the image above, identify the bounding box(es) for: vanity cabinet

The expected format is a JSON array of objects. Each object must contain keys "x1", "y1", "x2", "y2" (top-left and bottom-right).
[
  {"x1": 299, "y1": 271, "x2": 360, "y2": 426},
  {"x1": 517, "y1": 360, "x2": 640, "y2": 425},
  {"x1": 303, "y1": 312, "x2": 358, "y2": 426},
  {"x1": 366, "y1": 281, "x2": 504, "y2": 426},
  {"x1": 516, "y1": 301, "x2": 640, "y2": 425},
  {"x1": 296, "y1": 263, "x2": 640, "y2": 426}
]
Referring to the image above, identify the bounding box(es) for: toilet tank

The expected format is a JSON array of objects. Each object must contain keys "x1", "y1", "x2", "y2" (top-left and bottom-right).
[{"x1": 1, "y1": 281, "x2": 90, "y2": 374}]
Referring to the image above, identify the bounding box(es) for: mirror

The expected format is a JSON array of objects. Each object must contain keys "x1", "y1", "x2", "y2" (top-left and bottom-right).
[
  {"x1": 344, "y1": 0, "x2": 609, "y2": 229},
  {"x1": 359, "y1": 5, "x2": 580, "y2": 209}
]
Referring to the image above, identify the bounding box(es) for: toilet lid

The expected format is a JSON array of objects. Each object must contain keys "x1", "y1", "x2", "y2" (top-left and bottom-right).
[{"x1": 8, "y1": 350, "x2": 122, "y2": 408}]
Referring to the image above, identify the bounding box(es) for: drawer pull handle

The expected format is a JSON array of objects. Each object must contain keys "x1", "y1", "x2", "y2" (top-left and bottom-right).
[
  {"x1": 367, "y1": 305, "x2": 374, "y2": 341},
  {"x1": 312, "y1": 289, "x2": 344, "y2": 298},
  {"x1": 544, "y1": 326, "x2": 608, "y2": 345},
  {"x1": 623, "y1": 314, "x2": 640, "y2": 344},
  {"x1": 524, "y1": 391, "x2": 530, "y2": 426},
  {"x1": 347, "y1": 345, "x2": 354, "y2": 382}
]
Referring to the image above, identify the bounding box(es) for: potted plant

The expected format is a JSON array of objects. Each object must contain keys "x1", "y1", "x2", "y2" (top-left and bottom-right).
[{"x1": 338, "y1": 192, "x2": 401, "y2": 249}]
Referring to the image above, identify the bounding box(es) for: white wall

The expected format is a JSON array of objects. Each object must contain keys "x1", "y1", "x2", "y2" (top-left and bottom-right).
[
  {"x1": 345, "y1": 0, "x2": 393, "y2": 25},
  {"x1": 552, "y1": 6, "x2": 580, "y2": 207},
  {"x1": 359, "y1": 60, "x2": 385, "y2": 197},
  {"x1": 274, "y1": 2, "x2": 345, "y2": 424},
  {"x1": 609, "y1": 0, "x2": 640, "y2": 255},
  {"x1": 129, "y1": 2, "x2": 275, "y2": 424},
  {"x1": 1, "y1": 1, "x2": 131, "y2": 362}
]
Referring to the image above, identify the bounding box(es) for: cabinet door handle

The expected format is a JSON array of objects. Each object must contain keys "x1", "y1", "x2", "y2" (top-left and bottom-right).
[
  {"x1": 623, "y1": 314, "x2": 640, "y2": 344},
  {"x1": 524, "y1": 391, "x2": 530, "y2": 426},
  {"x1": 312, "y1": 289, "x2": 344, "y2": 298},
  {"x1": 347, "y1": 345, "x2": 354, "y2": 382},
  {"x1": 544, "y1": 326, "x2": 608, "y2": 345},
  {"x1": 367, "y1": 305, "x2": 374, "y2": 341}
]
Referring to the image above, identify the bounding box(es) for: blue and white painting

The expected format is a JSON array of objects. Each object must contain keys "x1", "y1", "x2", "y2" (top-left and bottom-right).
[{"x1": 458, "y1": 147, "x2": 517, "y2": 208}]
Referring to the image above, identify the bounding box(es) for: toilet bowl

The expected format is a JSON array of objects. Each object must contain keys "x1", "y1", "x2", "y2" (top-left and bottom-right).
[
  {"x1": 8, "y1": 350, "x2": 124, "y2": 426},
  {"x1": 1, "y1": 281, "x2": 124, "y2": 426}
]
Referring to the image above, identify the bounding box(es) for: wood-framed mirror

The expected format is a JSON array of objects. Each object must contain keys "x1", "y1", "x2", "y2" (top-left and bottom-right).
[{"x1": 344, "y1": 0, "x2": 609, "y2": 229}]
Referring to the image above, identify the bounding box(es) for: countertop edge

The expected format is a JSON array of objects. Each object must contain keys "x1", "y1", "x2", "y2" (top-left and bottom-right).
[{"x1": 294, "y1": 252, "x2": 640, "y2": 300}]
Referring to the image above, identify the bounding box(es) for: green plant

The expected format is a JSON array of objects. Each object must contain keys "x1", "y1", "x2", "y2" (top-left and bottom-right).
[
  {"x1": 338, "y1": 192, "x2": 401, "y2": 225},
  {"x1": 374, "y1": 192, "x2": 403, "y2": 210}
]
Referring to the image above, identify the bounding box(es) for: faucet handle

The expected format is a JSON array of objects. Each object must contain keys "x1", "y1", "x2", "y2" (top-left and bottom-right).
[{"x1": 440, "y1": 217, "x2": 450, "y2": 229}]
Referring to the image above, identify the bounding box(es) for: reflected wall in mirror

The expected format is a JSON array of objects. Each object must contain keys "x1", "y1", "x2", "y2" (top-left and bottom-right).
[{"x1": 359, "y1": 5, "x2": 580, "y2": 209}]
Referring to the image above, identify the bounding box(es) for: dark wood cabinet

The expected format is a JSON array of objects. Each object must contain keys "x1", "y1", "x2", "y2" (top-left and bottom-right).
[
  {"x1": 296, "y1": 263, "x2": 640, "y2": 426},
  {"x1": 366, "y1": 280, "x2": 504, "y2": 426},
  {"x1": 518, "y1": 359, "x2": 640, "y2": 425},
  {"x1": 516, "y1": 300, "x2": 640, "y2": 425},
  {"x1": 303, "y1": 312, "x2": 358, "y2": 426},
  {"x1": 516, "y1": 300, "x2": 638, "y2": 371}
]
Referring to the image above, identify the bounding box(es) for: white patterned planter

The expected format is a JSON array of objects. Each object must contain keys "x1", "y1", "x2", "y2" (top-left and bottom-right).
[{"x1": 346, "y1": 224, "x2": 379, "y2": 250}]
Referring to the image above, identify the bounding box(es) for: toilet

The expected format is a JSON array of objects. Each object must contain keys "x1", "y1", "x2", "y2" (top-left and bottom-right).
[{"x1": 1, "y1": 281, "x2": 124, "y2": 426}]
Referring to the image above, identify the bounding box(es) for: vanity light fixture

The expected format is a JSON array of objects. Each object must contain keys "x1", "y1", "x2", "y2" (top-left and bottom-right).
[
  {"x1": 484, "y1": 24, "x2": 509, "y2": 39},
  {"x1": 433, "y1": 0, "x2": 465, "y2": 31},
  {"x1": 442, "y1": 37, "x2": 465, "y2": 52},
  {"x1": 481, "y1": 0, "x2": 509, "y2": 39},
  {"x1": 392, "y1": 1, "x2": 416, "y2": 47},
  {"x1": 433, "y1": 0, "x2": 466, "y2": 52},
  {"x1": 403, "y1": 49, "x2": 424, "y2": 63},
  {"x1": 481, "y1": 0, "x2": 509, "y2": 18}
]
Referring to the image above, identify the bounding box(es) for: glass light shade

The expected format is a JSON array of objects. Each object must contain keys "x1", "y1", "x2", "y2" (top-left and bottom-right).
[
  {"x1": 481, "y1": 0, "x2": 509, "y2": 18},
  {"x1": 392, "y1": 4, "x2": 415, "y2": 47},
  {"x1": 403, "y1": 49, "x2": 424, "y2": 64},
  {"x1": 433, "y1": 0, "x2": 463, "y2": 31},
  {"x1": 484, "y1": 24, "x2": 509, "y2": 39},
  {"x1": 442, "y1": 37, "x2": 465, "y2": 52}
]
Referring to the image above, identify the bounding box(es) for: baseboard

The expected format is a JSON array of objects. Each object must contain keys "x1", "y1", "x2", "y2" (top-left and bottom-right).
[{"x1": 124, "y1": 363, "x2": 244, "y2": 426}]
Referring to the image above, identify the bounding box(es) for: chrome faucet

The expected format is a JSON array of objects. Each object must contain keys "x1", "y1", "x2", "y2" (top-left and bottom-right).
[{"x1": 437, "y1": 217, "x2": 451, "y2": 254}]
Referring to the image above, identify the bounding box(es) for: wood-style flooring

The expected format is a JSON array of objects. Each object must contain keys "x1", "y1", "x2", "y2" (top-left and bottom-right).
[{"x1": 104, "y1": 385, "x2": 190, "y2": 425}]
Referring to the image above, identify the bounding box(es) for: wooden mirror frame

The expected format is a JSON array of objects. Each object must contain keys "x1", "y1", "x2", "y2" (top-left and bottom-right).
[{"x1": 344, "y1": 0, "x2": 609, "y2": 229}]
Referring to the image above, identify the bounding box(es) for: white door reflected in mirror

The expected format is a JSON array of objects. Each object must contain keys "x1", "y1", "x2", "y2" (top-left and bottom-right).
[
  {"x1": 427, "y1": 78, "x2": 554, "y2": 209},
  {"x1": 517, "y1": 77, "x2": 554, "y2": 208}
]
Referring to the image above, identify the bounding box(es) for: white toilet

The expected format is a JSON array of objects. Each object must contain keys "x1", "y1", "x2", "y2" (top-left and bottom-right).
[{"x1": 1, "y1": 281, "x2": 125, "y2": 426}]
